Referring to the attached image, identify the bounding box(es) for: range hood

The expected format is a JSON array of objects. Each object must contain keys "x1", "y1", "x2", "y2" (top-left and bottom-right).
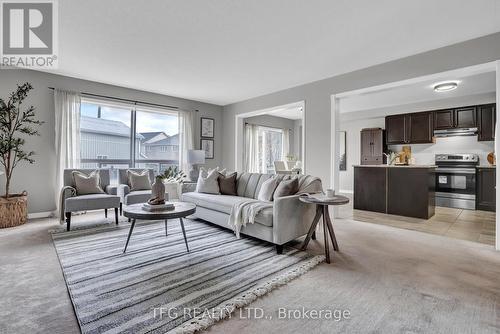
[{"x1": 433, "y1": 127, "x2": 478, "y2": 138}]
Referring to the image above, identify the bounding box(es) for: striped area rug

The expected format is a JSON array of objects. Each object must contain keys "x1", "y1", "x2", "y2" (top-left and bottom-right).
[{"x1": 52, "y1": 219, "x2": 324, "y2": 333}]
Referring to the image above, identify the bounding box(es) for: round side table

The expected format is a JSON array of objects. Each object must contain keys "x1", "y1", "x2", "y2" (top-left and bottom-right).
[{"x1": 299, "y1": 195, "x2": 349, "y2": 263}]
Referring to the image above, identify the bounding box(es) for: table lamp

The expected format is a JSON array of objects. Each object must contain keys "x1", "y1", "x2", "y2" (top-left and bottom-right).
[{"x1": 187, "y1": 150, "x2": 205, "y2": 182}]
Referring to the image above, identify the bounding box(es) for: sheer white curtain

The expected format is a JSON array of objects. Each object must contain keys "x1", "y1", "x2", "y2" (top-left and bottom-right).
[
  {"x1": 244, "y1": 124, "x2": 259, "y2": 172},
  {"x1": 282, "y1": 128, "x2": 290, "y2": 159},
  {"x1": 54, "y1": 89, "x2": 81, "y2": 217},
  {"x1": 178, "y1": 110, "x2": 195, "y2": 174}
]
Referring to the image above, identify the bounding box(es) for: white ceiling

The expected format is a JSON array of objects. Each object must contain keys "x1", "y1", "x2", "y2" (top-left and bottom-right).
[
  {"x1": 267, "y1": 106, "x2": 303, "y2": 120},
  {"x1": 45, "y1": 0, "x2": 500, "y2": 105},
  {"x1": 339, "y1": 71, "x2": 496, "y2": 113}
]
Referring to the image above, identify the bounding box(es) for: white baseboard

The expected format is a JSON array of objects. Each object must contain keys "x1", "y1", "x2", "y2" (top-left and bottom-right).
[
  {"x1": 339, "y1": 189, "x2": 353, "y2": 194},
  {"x1": 28, "y1": 211, "x2": 54, "y2": 219}
]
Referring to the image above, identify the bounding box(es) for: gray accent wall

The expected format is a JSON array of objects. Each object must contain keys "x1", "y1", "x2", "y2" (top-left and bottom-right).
[
  {"x1": 0, "y1": 69, "x2": 223, "y2": 214},
  {"x1": 222, "y1": 32, "x2": 500, "y2": 187}
]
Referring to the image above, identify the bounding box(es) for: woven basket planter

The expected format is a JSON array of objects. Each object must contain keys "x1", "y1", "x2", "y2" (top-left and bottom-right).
[{"x1": 0, "y1": 192, "x2": 28, "y2": 228}]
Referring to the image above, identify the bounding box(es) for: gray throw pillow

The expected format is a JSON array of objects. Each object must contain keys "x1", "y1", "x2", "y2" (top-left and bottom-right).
[
  {"x1": 218, "y1": 172, "x2": 237, "y2": 195},
  {"x1": 257, "y1": 177, "x2": 279, "y2": 201},
  {"x1": 273, "y1": 178, "x2": 299, "y2": 199},
  {"x1": 127, "y1": 170, "x2": 152, "y2": 191},
  {"x1": 72, "y1": 170, "x2": 105, "y2": 195},
  {"x1": 196, "y1": 169, "x2": 220, "y2": 194}
]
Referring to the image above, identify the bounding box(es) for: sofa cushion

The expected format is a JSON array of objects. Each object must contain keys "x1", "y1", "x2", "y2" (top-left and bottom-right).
[
  {"x1": 257, "y1": 177, "x2": 279, "y2": 201},
  {"x1": 65, "y1": 194, "x2": 120, "y2": 212},
  {"x1": 127, "y1": 170, "x2": 152, "y2": 191},
  {"x1": 124, "y1": 190, "x2": 152, "y2": 205},
  {"x1": 218, "y1": 172, "x2": 237, "y2": 195},
  {"x1": 72, "y1": 170, "x2": 105, "y2": 195},
  {"x1": 274, "y1": 178, "x2": 299, "y2": 199},
  {"x1": 196, "y1": 169, "x2": 220, "y2": 194},
  {"x1": 182, "y1": 192, "x2": 273, "y2": 227}
]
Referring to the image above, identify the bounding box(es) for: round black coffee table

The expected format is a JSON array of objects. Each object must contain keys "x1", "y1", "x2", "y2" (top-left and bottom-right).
[
  {"x1": 299, "y1": 195, "x2": 349, "y2": 263},
  {"x1": 122, "y1": 202, "x2": 196, "y2": 253}
]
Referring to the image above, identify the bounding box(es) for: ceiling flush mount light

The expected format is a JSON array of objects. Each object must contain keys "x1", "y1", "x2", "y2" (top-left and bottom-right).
[{"x1": 433, "y1": 81, "x2": 458, "y2": 92}]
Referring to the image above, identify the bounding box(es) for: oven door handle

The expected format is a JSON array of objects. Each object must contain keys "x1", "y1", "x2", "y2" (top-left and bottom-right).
[{"x1": 435, "y1": 168, "x2": 476, "y2": 174}]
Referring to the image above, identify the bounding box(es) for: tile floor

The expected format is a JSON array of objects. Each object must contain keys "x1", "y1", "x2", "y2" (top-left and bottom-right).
[{"x1": 337, "y1": 194, "x2": 496, "y2": 246}]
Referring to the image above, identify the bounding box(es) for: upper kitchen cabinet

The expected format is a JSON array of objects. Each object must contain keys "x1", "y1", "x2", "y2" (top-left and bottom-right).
[
  {"x1": 385, "y1": 112, "x2": 433, "y2": 144},
  {"x1": 434, "y1": 109, "x2": 455, "y2": 130},
  {"x1": 455, "y1": 106, "x2": 477, "y2": 128},
  {"x1": 478, "y1": 104, "x2": 496, "y2": 141},
  {"x1": 385, "y1": 114, "x2": 407, "y2": 144},
  {"x1": 434, "y1": 106, "x2": 477, "y2": 130},
  {"x1": 408, "y1": 112, "x2": 433, "y2": 143}
]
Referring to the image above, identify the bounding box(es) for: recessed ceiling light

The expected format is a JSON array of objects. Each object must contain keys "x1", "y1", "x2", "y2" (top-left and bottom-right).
[{"x1": 433, "y1": 81, "x2": 459, "y2": 92}]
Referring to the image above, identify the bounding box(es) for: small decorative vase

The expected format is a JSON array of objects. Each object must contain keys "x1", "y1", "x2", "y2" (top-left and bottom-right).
[{"x1": 149, "y1": 177, "x2": 166, "y2": 205}]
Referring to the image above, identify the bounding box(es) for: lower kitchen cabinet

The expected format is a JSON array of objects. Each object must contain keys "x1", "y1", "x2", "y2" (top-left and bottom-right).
[
  {"x1": 353, "y1": 166, "x2": 436, "y2": 219},
  {"x1": 476, "y1": 167, "x2": 496, "y2": 212}
]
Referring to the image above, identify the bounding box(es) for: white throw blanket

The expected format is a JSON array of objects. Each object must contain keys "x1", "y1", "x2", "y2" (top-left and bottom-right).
[{"x1": 228, "y1": 199, "x2": 273, "y2": 238}]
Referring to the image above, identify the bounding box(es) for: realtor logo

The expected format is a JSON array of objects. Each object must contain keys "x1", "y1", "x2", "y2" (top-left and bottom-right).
[{"x1": 1, "y1": 0, "x2": 58, "y2": 68}]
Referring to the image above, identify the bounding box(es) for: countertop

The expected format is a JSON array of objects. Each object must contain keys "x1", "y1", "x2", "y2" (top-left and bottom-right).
[
  {"x1": 353, "y1": 165, "x2": 437, "y2": 168},
  {"x1": 476, "y1": 165, "x2": 496, "y2": 169}
]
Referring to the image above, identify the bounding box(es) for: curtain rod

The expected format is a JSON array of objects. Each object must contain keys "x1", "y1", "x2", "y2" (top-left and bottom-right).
[
  {"x1": 244, "y1": 122, "x2": 291, "y2": 131},
  {"x1": 48, "y1": 87, "x2": 200, "y2": 112}
]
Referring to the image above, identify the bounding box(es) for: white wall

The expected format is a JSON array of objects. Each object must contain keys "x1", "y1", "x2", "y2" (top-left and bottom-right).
[
  {"x1": 0, "y1": 69, "x2": 223, "y2": 214},
  {"x1": 293, "y1": 119, "x2": 303, "y2": 160},
  {"x1": 222, "y1": 32, "x2": 500, "y2": 186},
  {"x1": 390, "y1": 138, "x2": 494, "y2": 165}
]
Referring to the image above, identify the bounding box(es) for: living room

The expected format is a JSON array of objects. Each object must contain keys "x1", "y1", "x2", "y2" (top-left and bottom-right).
[{"x1": 1, "y1": 1, "x2": 500, "y2": 333}]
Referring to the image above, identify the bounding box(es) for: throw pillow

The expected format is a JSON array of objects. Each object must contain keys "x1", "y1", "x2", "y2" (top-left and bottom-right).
[
  {"x1": 127, "y1": 170, "x2": 152, "y2": 191},
  {"x1": 72, "y1": 170, "x2": 105, "y2": 195},
  {"x1": 218, "y1": 172, "x2": 237, "y2": 195},
  {"x1": 257, "y1": 177, "x2": 279, "y2": 201},
  {"x1": 196, "y1": 168, "x2": 220, "y2": 194},
  {"x1": 273, "y1": 177, "x2": 299, "y2": 199}
]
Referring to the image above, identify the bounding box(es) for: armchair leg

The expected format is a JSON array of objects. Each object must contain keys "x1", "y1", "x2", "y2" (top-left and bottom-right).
[
  {"x1": 119, "y1": 203, "x2": 123, "y2": 216},
  {"x1": 115, "y1": 208, "x2": 119, "y2": 225},
  {"x1": 276, "y1": 244, "x2": 284, "y2": 255},
  {"x1": 65, "y1": 212, "x2": 71, "y2": 231},
  {"x1": 105, "y1": 208, "x2": 108, "y2": 218}
]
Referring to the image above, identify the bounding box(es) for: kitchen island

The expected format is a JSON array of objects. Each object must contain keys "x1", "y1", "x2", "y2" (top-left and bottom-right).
[{"x1": 353, "y1": 165, "x2": 436, "y2": 219}]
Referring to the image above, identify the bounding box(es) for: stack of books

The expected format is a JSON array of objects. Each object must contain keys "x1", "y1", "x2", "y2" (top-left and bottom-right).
[{"x1": 142, "y1": 202, "x2": 175, "y2": 212}]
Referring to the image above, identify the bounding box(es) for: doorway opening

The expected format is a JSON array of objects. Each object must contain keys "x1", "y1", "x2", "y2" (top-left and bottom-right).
[
  {"x1": 235, "y1": 101, "x2": 305, "y2": 175},
  {"x1": 330, "y1": 61, "x2": 499, "y2": 249}
]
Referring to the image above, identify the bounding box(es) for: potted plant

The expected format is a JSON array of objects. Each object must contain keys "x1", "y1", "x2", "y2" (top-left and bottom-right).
[
  {"x1": 0, "y1": 83, "x2": 43, "y2": 228},
  {"x1": 160, "y1": 166, "x2": 186, "y2": 200}
]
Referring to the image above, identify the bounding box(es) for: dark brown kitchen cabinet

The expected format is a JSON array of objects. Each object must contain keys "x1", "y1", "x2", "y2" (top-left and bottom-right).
[
  {"x1": 476, "y1": 167, "x2": 496, "y2": 212},
  {"x1": 434, "y1": 109, "x2": 455, "y2": 130},
  {"x1": 385, "y1": 114, "x2": 407, "y2": 144},
  {"x1": 360, "y1": 128, "x2": 384, "y2": 165},
  {"x1": 385, "y1": 112, "x2": 433, "y2": 144},
  {"x1": 434, "y1": 106, "x2": 477, "y2": 130},
  {"x1": 354, "y1": 166, "x2": 435, "y2": 219},
  {"x1": 455, "y1": 106, "x2": 477, "y2": 128},
  {"x1": 478, "y1": 104, "x2": 496, "y2": 141},
  {"x1": 408, "y1": 112, "x2": 433, "y2": 143}
]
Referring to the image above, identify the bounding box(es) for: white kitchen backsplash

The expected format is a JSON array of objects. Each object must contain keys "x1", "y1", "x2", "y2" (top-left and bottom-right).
[{"x1": 389, "y1": 136, "x2": 494, "y2": 166}]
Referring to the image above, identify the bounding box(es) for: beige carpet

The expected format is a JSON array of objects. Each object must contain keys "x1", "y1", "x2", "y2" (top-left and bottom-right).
[{"x1": 1, "y1": 213, "x2": 500, "y2": 333}]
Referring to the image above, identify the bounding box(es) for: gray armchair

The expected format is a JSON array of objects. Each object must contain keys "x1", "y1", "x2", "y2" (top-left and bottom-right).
[
  {"x1": 117, "y1": 168, "x2": 155, "y2": 214},
  {"x1": 61, "y1": 169, "x2": 121, "y2": 231}
]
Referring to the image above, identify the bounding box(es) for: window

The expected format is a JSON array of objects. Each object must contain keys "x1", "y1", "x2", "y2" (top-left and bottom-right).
[
  {"x1": 257, "y1": 127, "x2": 283, "y2": 174},
  {"x1": 79, "y1": 100, "x2": 179, "y2": 183}
]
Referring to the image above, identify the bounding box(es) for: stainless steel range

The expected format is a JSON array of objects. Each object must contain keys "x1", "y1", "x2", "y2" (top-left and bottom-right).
[{"x1": 434, "y1": 153, "x2": 479, "y2": 210}]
